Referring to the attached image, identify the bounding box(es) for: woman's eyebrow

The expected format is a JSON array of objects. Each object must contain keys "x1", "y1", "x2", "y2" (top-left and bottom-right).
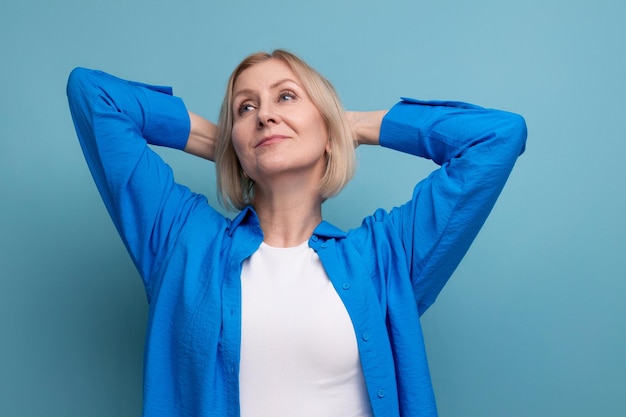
[
  {"x1": 233, "y1": 88, "x2": 255, "y2": 101},
  {"x1": 269, "y1": 78, "x2": 298, "y2": 89},
  {"x1": 233, "y1": 79, "x2": 299, "y2": 100}
]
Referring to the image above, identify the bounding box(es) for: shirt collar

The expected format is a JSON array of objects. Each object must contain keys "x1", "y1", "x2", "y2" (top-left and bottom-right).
[
  {"x1": 313, "y1": 220, "x2": 347, "y2": 239},
  {"x1": 228, "y1": 207, "x2": 347, "y2": 239},
  {"x1": 227, "y1": 206, "x2": 260, "y2": 236}
]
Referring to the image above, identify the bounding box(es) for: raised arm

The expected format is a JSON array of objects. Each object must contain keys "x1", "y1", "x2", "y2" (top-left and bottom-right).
[
  {"x1": 345, "y1": 110, "x2": 387, "y2": 146},
  {"x1": 365, "y1": 98, "x2": 527, "y2": 315},
  {"x1": 66, "y1": 68, "x2": 219, "y2": 285},
  {"x1": 184, "y1": 111, "x2": 218, "y2": 161}
]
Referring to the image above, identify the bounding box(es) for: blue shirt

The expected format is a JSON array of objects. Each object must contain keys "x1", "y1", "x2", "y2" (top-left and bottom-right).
[{"x1": 67, "y1": 67, "x2": 526, "y2": 417}]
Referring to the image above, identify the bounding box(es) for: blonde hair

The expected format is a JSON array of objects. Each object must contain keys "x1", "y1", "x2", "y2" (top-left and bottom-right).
[{"x1": 215, "y1": 49, "x2": 356, "y2": 211}]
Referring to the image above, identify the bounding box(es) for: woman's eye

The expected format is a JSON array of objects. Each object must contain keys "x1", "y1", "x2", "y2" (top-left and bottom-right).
[
  {"x1": 238, "y1": 103, "x2": 255, "y2": 115},
  {"x1": 279, "y1": 91, "x2": 296, "y2": 102}
]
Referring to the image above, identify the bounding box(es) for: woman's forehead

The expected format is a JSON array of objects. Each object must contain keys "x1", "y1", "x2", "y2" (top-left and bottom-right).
[{"x1": 233, "y1": 59, "x2": 301, "y2": 94}]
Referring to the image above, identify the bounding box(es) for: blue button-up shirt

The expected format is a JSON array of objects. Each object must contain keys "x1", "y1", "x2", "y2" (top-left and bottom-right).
[{"x1": 67, "y1": 67, "x2": 526, "y2": 417}]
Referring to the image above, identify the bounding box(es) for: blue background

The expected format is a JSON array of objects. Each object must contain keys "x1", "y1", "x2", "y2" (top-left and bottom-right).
[{"x1": 1, "y1": 0, "x2": 625, "y2": 416}]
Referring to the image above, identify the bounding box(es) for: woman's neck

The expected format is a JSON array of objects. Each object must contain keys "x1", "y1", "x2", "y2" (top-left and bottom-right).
[{"x1": 253, "y1": 186, "x2": 323, "y2": 248}]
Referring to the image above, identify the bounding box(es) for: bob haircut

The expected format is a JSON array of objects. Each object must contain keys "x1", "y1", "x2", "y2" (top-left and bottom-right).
[{"x1": 215, "y1": 49, "x2": 356, "y2": 211}]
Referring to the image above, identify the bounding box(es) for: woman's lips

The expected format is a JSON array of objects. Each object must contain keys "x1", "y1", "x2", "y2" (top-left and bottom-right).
[{"x1": 256, "y1": 134, "x2": 289, "y2": 147}]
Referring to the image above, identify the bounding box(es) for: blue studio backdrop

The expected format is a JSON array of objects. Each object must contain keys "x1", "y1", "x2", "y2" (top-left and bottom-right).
[{"x1": 1, "y1": 1, "x2": 625, "y2": 416}]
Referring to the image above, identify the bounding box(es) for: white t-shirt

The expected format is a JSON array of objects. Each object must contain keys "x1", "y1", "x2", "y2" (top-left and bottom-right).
[{"x1": 239, "y1": 241, "x2": 373, "y2": 417}]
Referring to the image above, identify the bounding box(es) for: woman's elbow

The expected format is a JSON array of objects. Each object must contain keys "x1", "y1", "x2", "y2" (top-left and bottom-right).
[
  {"x1": 493, "y1": 110, "x2": 527, "y2": 157},
  {"x1": 506, "y1": 112, "x2": 528, "y2": 156},
  {"x1": 66, "y1": 67, "x2": 91, "y2": 98}
]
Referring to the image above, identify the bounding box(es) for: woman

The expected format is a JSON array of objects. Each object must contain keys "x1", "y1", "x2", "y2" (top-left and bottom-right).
[{"x1": 67, "y1": 50, "x2": 526, "y2": 417}]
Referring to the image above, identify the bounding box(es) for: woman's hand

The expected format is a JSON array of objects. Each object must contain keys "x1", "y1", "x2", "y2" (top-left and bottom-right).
[
  {"x1": 184, "y1": 111, "x2": 218, "y2": 161},
  {"x1": 345, "y1": 110, "x2": 387, "y2": 147}
]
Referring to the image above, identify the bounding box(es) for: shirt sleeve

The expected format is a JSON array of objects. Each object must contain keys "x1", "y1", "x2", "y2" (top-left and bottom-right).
[
  {"x1": 66, "y1": 67, "x2": 208, "y2": 285},
  {"x1": 379, "y1": 97, "x2": 527, "y2": 315}
]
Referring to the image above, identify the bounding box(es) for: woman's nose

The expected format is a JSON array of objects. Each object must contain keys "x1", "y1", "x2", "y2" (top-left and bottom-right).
[{"x1": 256, "y1": 104, "x2": 280, "y2": 128}]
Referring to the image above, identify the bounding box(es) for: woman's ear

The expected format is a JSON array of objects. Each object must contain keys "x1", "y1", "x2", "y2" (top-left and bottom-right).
[{"x1": 325, "y1": 127, "x2": 332, "y2": 154}]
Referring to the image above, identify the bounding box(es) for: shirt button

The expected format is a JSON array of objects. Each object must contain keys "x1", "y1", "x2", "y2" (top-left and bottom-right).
[
  {"x1": 311, "y1": 235, "x2": 319, "y2": 242},
  {"x1": 377, "y1": 389, "x2": 385, "y2": 398},
  {"x1": 342, "y1": 282, "x2": 351, "y2": 290},
  {"x1": 362, "y1": 333, "x2": 370, "y2": 341}
]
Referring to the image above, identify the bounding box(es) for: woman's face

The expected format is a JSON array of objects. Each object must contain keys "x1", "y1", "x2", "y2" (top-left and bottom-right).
[{"x1": 230, "y1": 59, "x2": 329, "y2": 189}]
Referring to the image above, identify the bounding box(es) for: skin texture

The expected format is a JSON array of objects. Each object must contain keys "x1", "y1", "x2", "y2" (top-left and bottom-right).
[
  {"x1": 183, "y1": 59, "x2": 386, "y2": 247},
  {"x1": 230, "y1": 60, "x2": 331, "y2": 204}
]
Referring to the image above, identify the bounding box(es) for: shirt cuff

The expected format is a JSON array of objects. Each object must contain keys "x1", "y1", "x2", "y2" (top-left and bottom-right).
[
  {"x1": 134, "y1": 81, "x2": 191, "y2": 150},
  {"x1": 379, "y1": 97, "x2": 483, "y2": 157}
]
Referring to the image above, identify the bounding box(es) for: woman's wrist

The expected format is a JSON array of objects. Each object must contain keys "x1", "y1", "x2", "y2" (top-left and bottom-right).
[
  {"x1": 346, "y1": 110, "x2": 387, "y2": 147},
  {"x1": 184, "y1": 111, "x2": 218, "y2": 161}
]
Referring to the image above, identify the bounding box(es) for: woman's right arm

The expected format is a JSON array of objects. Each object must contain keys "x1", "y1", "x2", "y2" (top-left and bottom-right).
[
  {"x1": 66, "y1": 68, "x2": 218, "y2": 284},
  {"x1": 185, "y1": 111, "x2": 217, "y2": 161}
]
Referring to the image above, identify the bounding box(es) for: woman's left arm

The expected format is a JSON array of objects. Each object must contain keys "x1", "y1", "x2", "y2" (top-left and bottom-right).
[
  {"x1": 346, "y1": 110, "x2": 387, "y2": 146},
  {"x1": 350, "y1": 99, "x2": 527, "y2": 315}
]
